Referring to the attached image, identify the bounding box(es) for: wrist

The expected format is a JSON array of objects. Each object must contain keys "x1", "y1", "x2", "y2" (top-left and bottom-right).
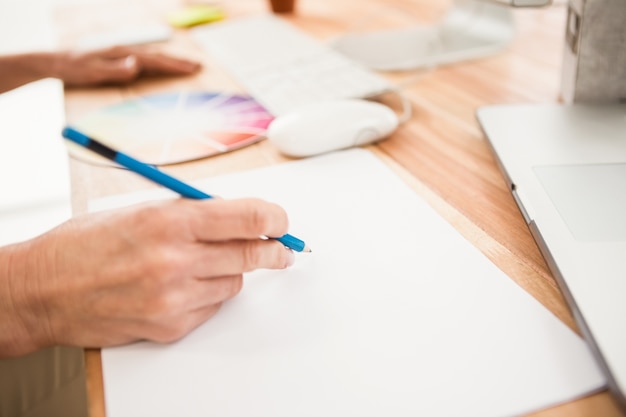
[
  {"x1": 0, "y1": 51, "x2": 59, "y2": 94},
  {"x1": 31, "y1": 51, "x2": 60, "y2": 80},
  {"x1": 16, "y1": 51, "x2": 58, "y2": 80},
  {"x1": 0, "y1": 240, "x2": 55, "y2": 358},
  {"x1": 45, "y1": 51, "x2": 67, "y2": 80}
]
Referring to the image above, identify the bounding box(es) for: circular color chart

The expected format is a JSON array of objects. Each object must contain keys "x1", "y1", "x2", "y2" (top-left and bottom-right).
[{"x1": 69, "y1": 91, "x2": 275, "y2": 166}]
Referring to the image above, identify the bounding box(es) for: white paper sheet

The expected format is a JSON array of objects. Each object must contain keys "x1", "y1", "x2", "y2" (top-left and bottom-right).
[{"x1": 95, "y1": 149, "x2": 605, "y2": 417}]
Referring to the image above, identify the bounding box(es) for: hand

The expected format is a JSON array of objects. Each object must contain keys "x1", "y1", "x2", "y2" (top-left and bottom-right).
[
  {"x1": 0, "y1": 198, "x2": 294, "y2": 358},
  {"x1": 52, "y1": 46, "x2": 201, "y2": 87},
  {"x1": 0, "y1": 47, "x2": 201, "y2": 94}
]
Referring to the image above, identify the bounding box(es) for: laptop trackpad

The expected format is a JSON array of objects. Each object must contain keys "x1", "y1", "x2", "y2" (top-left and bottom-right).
[{"x1": 533, "y1": 164, "x2": 626, "y2": 242}]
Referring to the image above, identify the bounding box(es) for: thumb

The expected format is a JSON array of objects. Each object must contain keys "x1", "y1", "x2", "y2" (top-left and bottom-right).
[{"x1": 95, "y1": 55, "x2": 140, "y2": 83}]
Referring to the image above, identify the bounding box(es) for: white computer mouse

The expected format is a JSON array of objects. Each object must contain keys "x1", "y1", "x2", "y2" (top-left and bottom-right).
[{"x1": 266, "y1": 99, "x2": 399, "y2": 157}]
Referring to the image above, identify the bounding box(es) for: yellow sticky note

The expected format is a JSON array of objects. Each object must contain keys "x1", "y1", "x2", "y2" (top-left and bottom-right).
[{"x1": 167, "y1": 5, "x2": 225, "y2": 28}]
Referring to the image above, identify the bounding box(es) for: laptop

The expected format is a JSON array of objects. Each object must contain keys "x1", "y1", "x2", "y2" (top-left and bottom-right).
[
  {"x1": 477, "y1": 103, "x2": 626, "y2": 409},
  {"x1": 0, "y1": 0, "x2": 71, "y2": 246},
  {"x1": 0, "y1": 79, "x2": 71, "y2": 247}
]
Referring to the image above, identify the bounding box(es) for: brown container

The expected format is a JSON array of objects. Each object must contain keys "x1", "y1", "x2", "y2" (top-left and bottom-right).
[{"x1": 268, "y1": 0, "x2": 296, "y2": 13}]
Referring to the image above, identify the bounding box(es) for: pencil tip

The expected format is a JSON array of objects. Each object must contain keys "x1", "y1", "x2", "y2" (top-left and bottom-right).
[{"x1": 302, "y1": 246, "x2": 312, "y2": 253}]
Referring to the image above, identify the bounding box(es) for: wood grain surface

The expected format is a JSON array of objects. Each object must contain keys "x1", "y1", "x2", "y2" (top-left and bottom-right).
[{"x1": 53, "y1": 0, "x2": 625, "y2": 415}]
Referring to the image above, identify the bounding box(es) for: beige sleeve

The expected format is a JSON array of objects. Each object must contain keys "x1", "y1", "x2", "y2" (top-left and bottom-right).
[{"x1": 0, "y1": 346, "x2": 88, "y2": 417}]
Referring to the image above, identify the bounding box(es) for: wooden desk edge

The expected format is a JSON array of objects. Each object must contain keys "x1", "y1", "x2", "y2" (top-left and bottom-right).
[{"x1": 85, "y1": 348, "x2": 105, "y2": 417}]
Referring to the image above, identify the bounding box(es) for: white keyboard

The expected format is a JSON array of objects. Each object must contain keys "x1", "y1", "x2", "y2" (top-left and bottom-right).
[{"x1": 191, "y1": 15, "x2": 393, "y2": 116}]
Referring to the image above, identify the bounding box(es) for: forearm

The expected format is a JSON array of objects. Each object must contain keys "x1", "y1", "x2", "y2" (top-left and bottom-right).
[
  {"x1": 0, "y1": 240, "x2": 53, "y2": 358},
  {"x1": 0, "y1": 52, "x2": 59, "y2": 94}
]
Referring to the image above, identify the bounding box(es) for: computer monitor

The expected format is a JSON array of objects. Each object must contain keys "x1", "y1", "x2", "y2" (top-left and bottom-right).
[
  {"x1": 331, "y1": 0, "x2": 551, "y2": 71},
  {"x1": 491, "y1": 0, "x2": 551, "y2": 6}
]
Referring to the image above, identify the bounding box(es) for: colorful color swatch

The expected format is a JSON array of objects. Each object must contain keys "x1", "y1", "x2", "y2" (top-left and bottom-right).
[{"x1": 70, "y1": 91, "x2": 274, "y2": 166}]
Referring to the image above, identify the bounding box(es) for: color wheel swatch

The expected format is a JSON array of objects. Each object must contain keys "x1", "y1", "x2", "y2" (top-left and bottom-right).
[{"x1": 69, "y1": 91, "x2": 274, "y2": 166}]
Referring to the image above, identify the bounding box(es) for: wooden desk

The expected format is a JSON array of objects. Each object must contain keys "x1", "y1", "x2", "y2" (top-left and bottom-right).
[{"x1": 54, "y1": 0, "x2": 625, "y2": 416}]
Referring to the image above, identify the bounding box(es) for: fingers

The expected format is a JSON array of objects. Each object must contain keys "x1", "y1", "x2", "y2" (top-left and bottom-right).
[
  {"x1": 168, "y1": 198, "x2": 296, "y2": 274},
  {"x1": 98, "y1": 53, "x2": 200, "y2": 83},
  {"x1": 132, "y1": 51, "x2": 202, "y2": 75},
  {"x1": 182, "y1": 198, "x2": 291, "y2": 242},
  {"x1": 193, "y1": 275, "x2": 244, "y2": 306},
  {"x1": 93, "y1": 55, "x2": 141, "y2": 84},
  {"x1": 137, "y1": 276, "x2": 244, "y2": 344},
  {"x1": 95, "y1": 46, "x2": 201, "y2": 75},
  {"x1": 189, "y1": 240, "x2": 295, "y2": 277},
  {"x1": 67, "y1": 47, "x2": 201, "y2": 87},
  {"x1": 145, "y1": 302, "x2": 224, "y2": 344},
  {"x1": 143, "y1": 275, "x2": 243, "y2": 318}
]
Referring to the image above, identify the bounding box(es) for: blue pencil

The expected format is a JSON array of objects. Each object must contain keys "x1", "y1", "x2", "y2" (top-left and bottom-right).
[{"x1": 62, "y1": 126, "x2": 311, "y2": 253}]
